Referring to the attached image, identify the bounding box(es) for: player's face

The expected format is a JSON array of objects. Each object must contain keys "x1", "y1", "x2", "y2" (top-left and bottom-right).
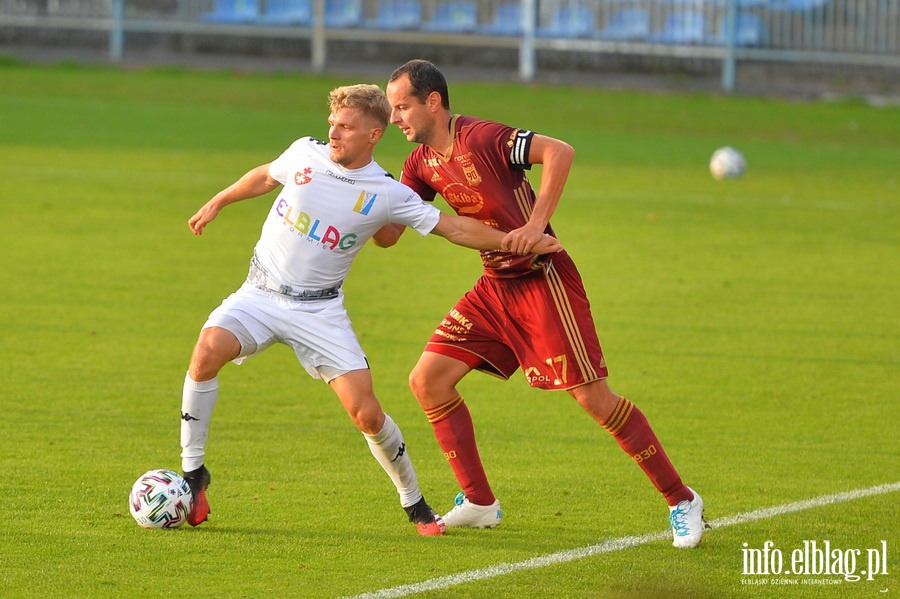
[
  {"x1": 327, "y1": 107, "x2": 380, "y2": 170},
  {"x1": 386, "y1": 75, "x2": 437, "y2": 146}
]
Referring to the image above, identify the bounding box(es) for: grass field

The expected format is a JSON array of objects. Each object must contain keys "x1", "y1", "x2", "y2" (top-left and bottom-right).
[{"x1": 0, "y1": 59, "x2": 897, "y2": 598}]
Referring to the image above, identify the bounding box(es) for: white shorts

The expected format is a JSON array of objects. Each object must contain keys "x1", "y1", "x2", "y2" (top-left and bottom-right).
[{"x1": 202, "y1": 283, "x2": 368, "y2": 382}]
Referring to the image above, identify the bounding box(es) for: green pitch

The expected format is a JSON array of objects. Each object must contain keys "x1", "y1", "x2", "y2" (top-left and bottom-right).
[{"x1": 0, "y1": 59, "x2": 897, "y2": 598}]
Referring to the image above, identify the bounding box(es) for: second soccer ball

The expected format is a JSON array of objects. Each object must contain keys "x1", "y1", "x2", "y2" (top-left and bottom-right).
[{"x1": 709, "y1": 146, "x2": 747, "y2": 180}]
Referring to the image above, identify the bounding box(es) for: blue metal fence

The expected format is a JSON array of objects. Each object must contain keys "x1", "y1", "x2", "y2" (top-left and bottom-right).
[{"x1": 1, "y1": 0, "x2": 898, "y2": 90}]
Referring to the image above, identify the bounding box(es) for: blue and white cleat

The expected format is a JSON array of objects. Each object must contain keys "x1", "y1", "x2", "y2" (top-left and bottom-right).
[
  {"x1": 669, "y1": 487, "x2": 708, "y2": 548},
  {"x1": 442, "y1": 492, "x2": 502, "y2": 529}
]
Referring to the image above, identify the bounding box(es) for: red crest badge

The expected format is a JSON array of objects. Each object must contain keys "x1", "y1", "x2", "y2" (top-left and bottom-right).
[{"x1": 294, "y1": 167, "x2": 313, "y2": 185}]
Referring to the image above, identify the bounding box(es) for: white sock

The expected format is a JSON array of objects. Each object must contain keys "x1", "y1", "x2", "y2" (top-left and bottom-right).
[
  {"x1": 364, "y1": 414, "x2": 422, "y2": 508},
  {"x1": 180, "y1": 373, "x2": 218, "y2": 473}
]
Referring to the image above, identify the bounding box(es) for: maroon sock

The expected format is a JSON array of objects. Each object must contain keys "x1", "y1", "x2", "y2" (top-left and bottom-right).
[
  {"x1": 425, "y1": 396, "x2": 496, "y2": 505},
  {"x1": 603, "y1": 397, "x2": 692, "y2": 506}
]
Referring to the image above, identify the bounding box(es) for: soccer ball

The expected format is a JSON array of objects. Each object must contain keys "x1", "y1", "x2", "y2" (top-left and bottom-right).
[
  {"x1": 129, "y1": 469, "x2": 193, "y2": 529},
  {"x1": 709, "y1": 146, "x2": 746, "y2": 180}
]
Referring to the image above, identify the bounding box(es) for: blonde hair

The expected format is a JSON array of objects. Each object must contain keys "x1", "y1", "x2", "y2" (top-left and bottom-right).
[{"x1": 328, "y1": 84, "x2": 390, "y2": 129}]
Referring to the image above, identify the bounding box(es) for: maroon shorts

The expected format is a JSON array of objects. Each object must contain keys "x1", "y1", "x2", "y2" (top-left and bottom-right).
[{"x1": 425, "y1": 252, "x2": 608, "y2": 390}]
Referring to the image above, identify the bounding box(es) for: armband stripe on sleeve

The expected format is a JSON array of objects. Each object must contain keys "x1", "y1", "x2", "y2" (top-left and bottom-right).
[{"x1": 511, "y1": 130, "x2": 534, "y2": 167}]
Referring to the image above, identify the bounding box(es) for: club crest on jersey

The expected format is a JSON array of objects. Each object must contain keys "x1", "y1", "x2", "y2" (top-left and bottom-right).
[
  {"x1": 455, "y1": 153, "x2": 482, "y2": 186},
  {"x1": 353, "y1": 190, "x2": 377, "y2": 215},
  {"x1": 294, "y1": 167, "x2": 313, "y2": 185}
]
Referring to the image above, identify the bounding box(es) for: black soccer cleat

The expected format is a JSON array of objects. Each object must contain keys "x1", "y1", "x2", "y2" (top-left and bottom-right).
[
  {"x1": 404, "y1": 496, "x2": 446, "y2": 536},
  {"x1": 183, "y1": 465, "x2": 211, "y2": 526}
]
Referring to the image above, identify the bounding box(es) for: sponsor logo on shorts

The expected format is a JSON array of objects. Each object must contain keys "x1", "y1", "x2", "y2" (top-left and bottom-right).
[
  {"x1": 448, "y1": 309, "x2": 473, "y2": 330},
  {"x1": 434, "y1": 309, "x2": 473, "y2": 341},
  {"x1": 434, "y1": 328, "x2": 465, "y2": 342},
  {"x1": 523, "y1": 366, "x2": 552, "y2": 385},
  {"x1": 524, "y1": 355, "x2": 568, "y2": 386}
]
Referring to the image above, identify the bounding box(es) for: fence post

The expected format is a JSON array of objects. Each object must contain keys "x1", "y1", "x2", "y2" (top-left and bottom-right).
[
  {"x1": 312, "y1": 0, "x2": 326, "y2": 72},
  {"x1": 721, "y1": 0, "x2": 738, "y2": 92},
  {"x1": 519, "y1": 0, "x2": 536, "y2": 81},
  {"x1": 110, "y1": 0, "x2": 125, "y2": 63}
]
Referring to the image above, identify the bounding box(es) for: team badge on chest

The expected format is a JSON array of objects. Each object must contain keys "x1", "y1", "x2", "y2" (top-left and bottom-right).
[
  {"x1": 294, "y1": 167, "x2": 313, "y2": 185},
  {"x1": 455, "y1": 153, "x2": 482, "y2": 187}
]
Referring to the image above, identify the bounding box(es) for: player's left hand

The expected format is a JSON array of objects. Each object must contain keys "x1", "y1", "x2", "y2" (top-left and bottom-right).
[{"x1": 502, "y1": 224, "x2": 547, "y2": 255}]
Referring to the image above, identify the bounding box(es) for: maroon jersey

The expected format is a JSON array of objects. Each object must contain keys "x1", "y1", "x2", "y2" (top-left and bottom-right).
[
  {"x1": 405, "y1": 116, "x2": 608, "y2": 387},
  {"x1": 400, "y1": 115, "x2": 555, "y2": 278}
]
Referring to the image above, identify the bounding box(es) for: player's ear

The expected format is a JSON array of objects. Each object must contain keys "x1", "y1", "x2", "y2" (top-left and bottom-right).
[
  {"x1": 427, "y1": 91, "x2": 443, "y2": 112},
  {"x1": 370, "y1": 126, "x2": 384, "y2": 144}
]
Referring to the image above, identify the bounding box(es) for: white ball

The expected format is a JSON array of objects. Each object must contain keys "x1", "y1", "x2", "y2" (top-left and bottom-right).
[
  {"x1": 709, "y1": 146, "x2": 746, "y2": 180},
  {"x1": 129, "y1": 469, "x2": 193, "y2": 529}
]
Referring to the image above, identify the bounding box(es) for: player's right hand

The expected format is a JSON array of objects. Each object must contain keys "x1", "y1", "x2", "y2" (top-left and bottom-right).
[
  {"x1": 188, "y1": 201, "x2": 220, "y2": 235},
  {"x1": 531, "y1": 234, "x2": 563, "y2": 255}
]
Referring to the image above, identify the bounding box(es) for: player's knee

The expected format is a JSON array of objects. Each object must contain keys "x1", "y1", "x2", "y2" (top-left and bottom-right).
[
  {"x1": 572, "y1": 380, "x2": 621, "y2": 422},
  {"x1": 188, "y1": 339, "x2": 226, "y2": 381},
  {"x1": 408, "y1": 366, "x2": 433, "y2": 402},
  {"x1": 348, "y1": 404, "x2": 384, "y2": 435},
  {"x1": 188, "y1": 353, "x2": 218, "y2": 382}
]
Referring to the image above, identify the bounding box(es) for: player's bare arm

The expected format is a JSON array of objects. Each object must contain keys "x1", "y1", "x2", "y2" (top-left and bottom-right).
[
  {"x1": 189, "y1": 164, "x2": 280, "y2": 235},
  {"x1": 431, "y1": 213, "x2": 563, "y2": 254},
  {"x1": 501, "y1": 135, "x2": 574, "y2": 254},
  {"x1": 372, "y1": 223, "x2": 406, "y2": 248}
]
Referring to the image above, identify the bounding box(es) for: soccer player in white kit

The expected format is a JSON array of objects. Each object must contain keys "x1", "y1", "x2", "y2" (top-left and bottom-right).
[{"x1": 179, "y1": 84, "x2": 562, "y2": 534}]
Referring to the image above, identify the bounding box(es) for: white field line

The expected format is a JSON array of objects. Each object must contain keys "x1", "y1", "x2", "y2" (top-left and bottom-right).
[{"x1": 343, "y1": 481, "x2": 900, "y2": 599}]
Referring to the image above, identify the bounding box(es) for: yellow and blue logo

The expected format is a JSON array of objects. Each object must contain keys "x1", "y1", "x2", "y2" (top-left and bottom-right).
[{"x1": 354, "y1": 190, "x2": 377, "y2": 215}]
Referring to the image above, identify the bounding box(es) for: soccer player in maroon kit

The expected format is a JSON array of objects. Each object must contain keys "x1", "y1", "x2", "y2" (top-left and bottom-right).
[{"x1": 384, "y1": 59, "x2": 707, "y2": 548}]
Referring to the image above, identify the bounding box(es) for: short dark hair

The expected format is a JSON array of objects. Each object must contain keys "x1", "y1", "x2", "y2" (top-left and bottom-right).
[{"x1": 388, "y1": 59, "x2": 450, "y2": 109}]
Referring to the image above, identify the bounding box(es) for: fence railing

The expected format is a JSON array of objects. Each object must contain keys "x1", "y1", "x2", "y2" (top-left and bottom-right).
[{"x1": 1, "y1": 0, "x2": 898, "y2": 90}]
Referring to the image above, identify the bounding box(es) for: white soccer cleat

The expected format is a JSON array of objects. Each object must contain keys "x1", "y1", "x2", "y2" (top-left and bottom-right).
[
  {"x1": 442, "y1": 492, "x2": 502, "y2": 529},
  {"x1": 669, "y1": 487, "x2": 707, "y2": 549}
]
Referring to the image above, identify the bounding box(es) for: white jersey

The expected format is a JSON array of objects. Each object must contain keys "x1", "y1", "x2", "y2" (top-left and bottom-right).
[{"x1": 254, "y1": 137, "x2": 441, "y2": 289}]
